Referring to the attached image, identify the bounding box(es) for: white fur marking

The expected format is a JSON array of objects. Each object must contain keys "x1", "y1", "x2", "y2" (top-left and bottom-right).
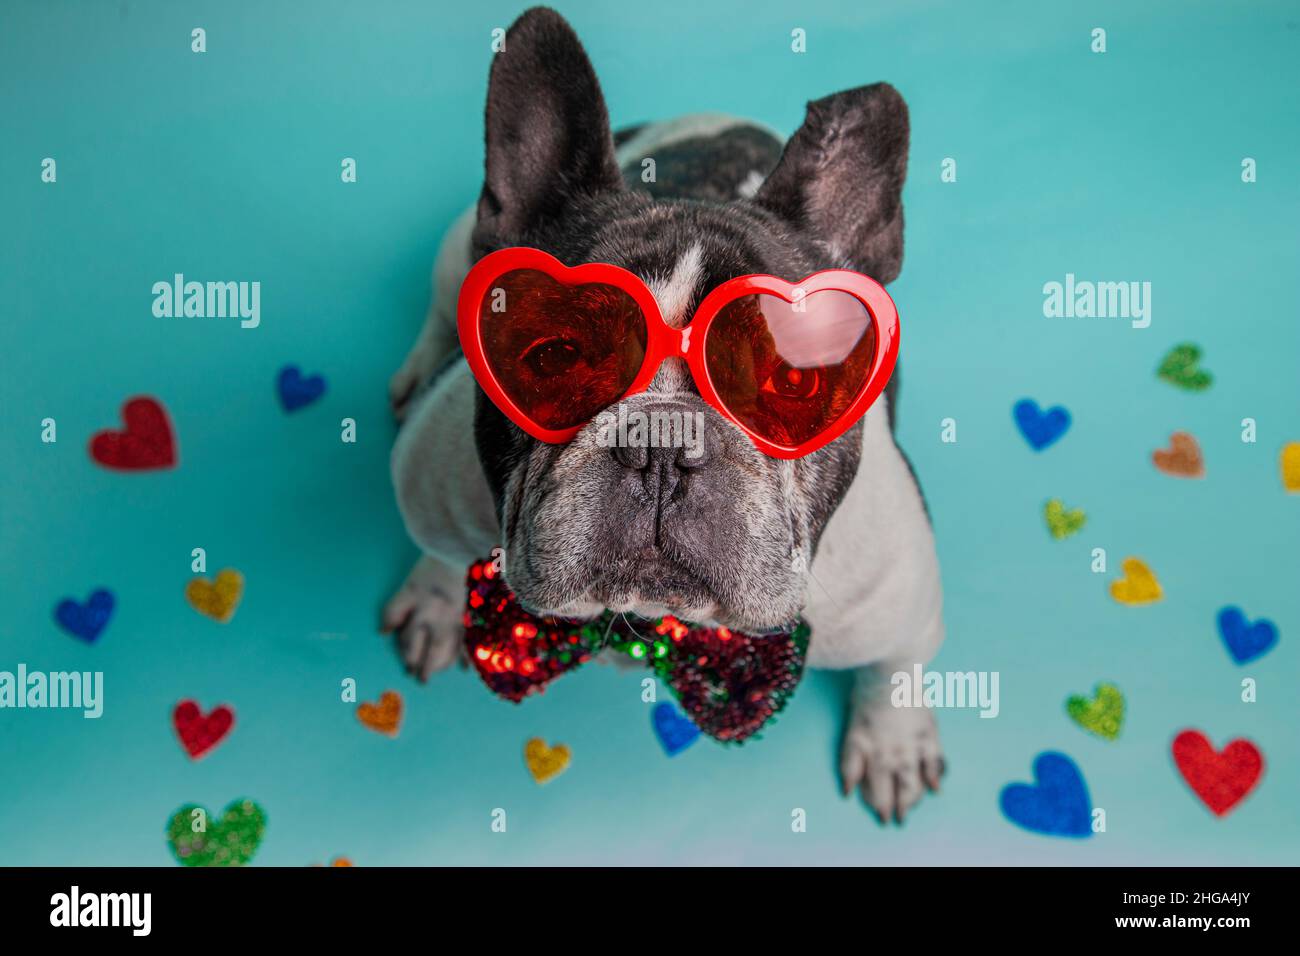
[
  {"x1": 645, "y1": 243, "x2": 704, "y2": 329},
  {"x1": 737, "y1": 169, "x2": 765, "y2": 198}
]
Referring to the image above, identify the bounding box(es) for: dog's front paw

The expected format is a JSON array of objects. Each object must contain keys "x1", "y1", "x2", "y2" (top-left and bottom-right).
[
  {"x1": 381, "y1": 558, "x2": 464, "y2": 681},
  {"x1": 840, "y1": 696, "x2": 945, "y2": 825}
]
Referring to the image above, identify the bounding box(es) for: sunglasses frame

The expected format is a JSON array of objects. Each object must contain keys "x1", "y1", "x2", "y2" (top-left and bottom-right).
[{"x1": 457, "y1": 246, "x2": 900, "y2": 459}]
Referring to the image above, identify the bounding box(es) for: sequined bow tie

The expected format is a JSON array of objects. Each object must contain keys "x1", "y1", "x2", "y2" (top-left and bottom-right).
[{"x1": 461, "y1": 557, "x2": 809, "y2": 744}]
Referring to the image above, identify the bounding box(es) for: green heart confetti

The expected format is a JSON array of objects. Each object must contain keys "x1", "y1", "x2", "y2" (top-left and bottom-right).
[
  {"x1": 1156, "y1": 343, "x2": 1213, "y2": 391},
  {"x1": 1066, "y1": 683, "x2": 1124, "y2": 741},
  {"x1": 166, "y1": 798, "x2": 266, "y2": 866},
  {"x1": 1044, "y1": 498, "x2": 1086, "y2": 540}
]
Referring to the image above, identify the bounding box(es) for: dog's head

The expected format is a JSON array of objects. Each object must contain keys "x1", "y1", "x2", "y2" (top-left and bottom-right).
[{"x1": 468, "y1": 7, "x2": 908, "y2": 632}]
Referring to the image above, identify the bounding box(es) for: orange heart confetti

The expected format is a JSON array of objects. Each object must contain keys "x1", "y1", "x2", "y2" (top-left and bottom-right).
[
  {"x1": 356, "y1": 690, "x2": 403, "y2": 737},
  {"x1": 185, "y1": 569, "x2": 245, "y2": 623},
  {"x1": 1281, "y1": 442, "x2": 1300, "y2": 493},
  {"x1": 1109, "y1": 557, "x2": 1162, "y2": 605},
  {"x1": 1152, "y1": 431, "x2": 1204, "y2": 478},
  {"x1": 524, "y1": 737, "x2": 571, "y2": 784}
]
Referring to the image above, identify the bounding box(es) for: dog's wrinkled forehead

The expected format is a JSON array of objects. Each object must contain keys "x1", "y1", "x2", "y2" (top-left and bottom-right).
[{"x1": 552, "y1": 196, "x2": 826, "y2": 330}]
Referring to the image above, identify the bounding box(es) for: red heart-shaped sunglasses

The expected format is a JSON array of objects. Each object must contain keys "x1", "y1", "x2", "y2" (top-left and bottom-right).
[{"x1": 457, "y1": 247, "x2": 900, "y2": 459}]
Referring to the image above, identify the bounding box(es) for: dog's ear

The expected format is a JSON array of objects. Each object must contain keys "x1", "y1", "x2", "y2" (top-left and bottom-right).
[
  {"x1": 755, "y1": 83, "x2": 909, "y2": 283},
  {"x1": 475, "y1": 7, "x2": 622, "y2": 249}
]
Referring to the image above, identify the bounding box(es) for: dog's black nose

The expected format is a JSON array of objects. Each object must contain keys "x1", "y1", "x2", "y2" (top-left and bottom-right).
[
  {"x1": 610, "y1": 440, "x2": 712, "y2": 472},
  {"x1": 607, "y1": 404, "x2": 717, "y2": 508},
  {"x1": 611, "y1": 442, "x2": 710, "y2": 538}
]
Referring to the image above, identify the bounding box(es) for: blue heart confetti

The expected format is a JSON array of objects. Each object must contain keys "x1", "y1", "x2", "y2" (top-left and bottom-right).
[
  {"x1": 651, "y1": 701, "x2": 700, "y2": 756},
  {"x1": 1013, "y1": 398, "x2": 1071, "y2": 451},
  {"x1": 999, "y1": 751, "x2": 1092, "y2": 838},
  {"x1": 54, "y1": 589, "x2": 115, "y2": 644},
  {"x1": 1217, "y1": 606, "x2": 1278, "y2": 664},
  {"x1": 277, "y1": 365, "x2": 327, "y2": 412}
]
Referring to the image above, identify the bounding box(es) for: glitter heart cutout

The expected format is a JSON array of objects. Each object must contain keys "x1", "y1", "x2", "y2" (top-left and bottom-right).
[
  {"x1": 185, "y1": 569, "x2": 244, "y2": 623},
  {"x1": 166, "y1": 798, "x2": 266, "y2": 866},
  {"x1": 1281, "y1": 442, "x2": 1300, "y2": 492},
  {"x1": 1152, "y1": 431, "x2": 1204, "y2": 477},
  {"x1": 1157, "y1": 343, "x2": 1213, "y2": 391},
  {"x1": 1109, "y1": 557, "x2": 1162, "y2": 605},
  {"x1": 1044, "y1": 499, "x2": 1086, "y2": 540},
  {"x1": 173, "y1": 700, "x2": 235, "y2": 759},
  {"x1": 651, "y1": 701, "x2": 700, "y2": 756},
  {"x1": 277, "y1": 364, "x2": 327, "y2": 412},
  {"x1": 1013, "y1": 398, "x2": 1071, "y2": 451},
  {"x1": 1217, "y1": 606, "x2": 1278, "y2": 664},
  {"x1": 1065, "y1": 683, "x2": 1124, "y2": 740},
  {"x1": 53, "y1": 588, "x2": 115, "y2": 643},
  {"x1": 524, "y1": 737, "x2": 571, "y2": 783},
  {"x1": 1172, "y1": 729, "x2": 1263, "y2": 817},
  {"x1": 999, "y1": 752, "x2": 1092, "y2": 838},
  {"x1": 89, "y1": 396, "x2": 177, "y2": 470},
  {"x1": 356, "y1": 690, "x2": 403, "y2": 736}
]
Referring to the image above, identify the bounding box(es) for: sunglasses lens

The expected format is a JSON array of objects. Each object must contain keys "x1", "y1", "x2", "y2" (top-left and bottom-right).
[
  {"x1": 477, "y1": 269, "x2": 647, "y2": 431},
  {"x1": 705, "y1": 290, "x2": 878, "y2": 449}
]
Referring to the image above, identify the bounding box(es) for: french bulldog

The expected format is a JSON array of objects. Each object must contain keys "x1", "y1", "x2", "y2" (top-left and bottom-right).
[{"x1": 384, "y1": 6, "x2": 944, "y2": 823}]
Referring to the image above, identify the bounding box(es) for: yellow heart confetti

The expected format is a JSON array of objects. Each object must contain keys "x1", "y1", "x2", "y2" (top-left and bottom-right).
[
  {"x1": 1281, "y1": 442, "x2": 1300, "y2": 493},
  {"x1": 1109, "y1": 557, "x2": 1162, "y2": 606},
  {"x1": 524, "y1": 737, "x2": 571, "y2": 784},
  {"x1": 185, "y1": 569, "x2": 245, "y2": 623}
]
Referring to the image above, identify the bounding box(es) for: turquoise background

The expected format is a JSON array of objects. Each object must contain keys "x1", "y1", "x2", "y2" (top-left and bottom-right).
[{"x1": 2, "y1": 0, "x2": 1297, "y2": 865}]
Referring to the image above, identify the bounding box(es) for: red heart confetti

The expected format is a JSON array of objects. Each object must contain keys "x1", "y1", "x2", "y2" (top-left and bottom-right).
[
  {"x1": 1171, "y1": 729, "x2": 1264, "y2": 817},
  {"x1": 173, "y1": 700, "x2": 235, "y2": 760},
  {"x1": 89, "y1": 395, "x2": 177, "y2": 470}
]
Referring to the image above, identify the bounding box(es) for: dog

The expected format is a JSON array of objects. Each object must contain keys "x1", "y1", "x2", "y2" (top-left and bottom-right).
[{"x1": 384, "y1": 6, "x2": 944, "y2": 823}]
